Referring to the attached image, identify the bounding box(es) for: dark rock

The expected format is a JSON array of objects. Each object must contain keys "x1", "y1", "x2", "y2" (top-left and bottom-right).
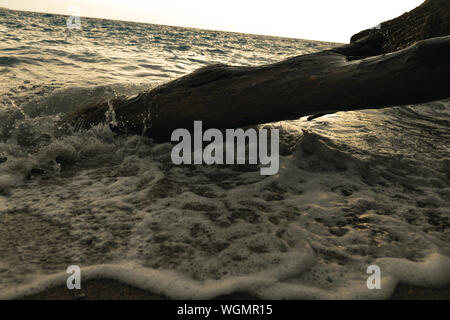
[
  {"x1": 335, "y1": 31, "x2": 386, "y2": 58},
  {"x1": 350, "y1": 0, "x2": 450, "y2": 54}
]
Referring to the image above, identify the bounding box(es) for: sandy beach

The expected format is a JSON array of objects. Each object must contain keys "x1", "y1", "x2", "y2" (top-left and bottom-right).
[{"x1": 19, "y1": 279, "x2": 450, "y2": 300}]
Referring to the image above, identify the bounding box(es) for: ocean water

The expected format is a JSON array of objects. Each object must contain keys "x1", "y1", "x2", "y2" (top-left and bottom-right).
[{"x1": 0, "y1": 8, "x2": 449, "y2": 299}]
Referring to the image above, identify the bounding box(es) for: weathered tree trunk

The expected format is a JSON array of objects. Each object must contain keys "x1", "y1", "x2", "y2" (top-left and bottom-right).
[
  {"x1": 67, "y1": 36, "x2": 450, "y2": 137},
  {"x1": 65, "y1": 0, "x2": 450, "y2": 138}
]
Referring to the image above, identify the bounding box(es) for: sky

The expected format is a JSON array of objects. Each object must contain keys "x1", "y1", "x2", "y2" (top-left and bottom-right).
[{"x1": 0, "y1": 0, "x2": 425, "y2": 43}]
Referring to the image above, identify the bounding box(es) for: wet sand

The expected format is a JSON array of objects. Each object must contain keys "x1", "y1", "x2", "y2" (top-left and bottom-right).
[
  {"x1": 2, "y1": 201, "x2": 449, "y2": 301},
  {"x1": 19, "y1": 279, "x2": 450, "y2": 300}
]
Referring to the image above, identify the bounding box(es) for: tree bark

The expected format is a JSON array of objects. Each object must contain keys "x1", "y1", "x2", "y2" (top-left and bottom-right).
[
  {"x1": 350, "y1": 0, "x2": 450, "y2": 55},
  {"x1": 66, "y1": 35, "x2": 450, "y2": 138}
]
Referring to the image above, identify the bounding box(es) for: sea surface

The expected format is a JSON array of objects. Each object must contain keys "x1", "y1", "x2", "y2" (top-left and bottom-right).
[{"x1": 0, "y1": 8, "x2": 449, "y2": 299}]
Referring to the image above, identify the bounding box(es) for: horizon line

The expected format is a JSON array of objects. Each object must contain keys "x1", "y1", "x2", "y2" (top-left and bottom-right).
[{"x1": 0, "y1": 6, "x2": 345, "y2": 44}]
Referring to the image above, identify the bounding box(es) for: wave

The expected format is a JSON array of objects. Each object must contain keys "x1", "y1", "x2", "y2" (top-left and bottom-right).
[{"x1": 0, "y1": 56, "x2": 21, "y2": 66}]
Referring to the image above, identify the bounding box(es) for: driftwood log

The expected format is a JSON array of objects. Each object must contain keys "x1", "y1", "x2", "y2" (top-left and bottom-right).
[{"x1": 66, "y1": 0, "x2": 450, "y2": 138}]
